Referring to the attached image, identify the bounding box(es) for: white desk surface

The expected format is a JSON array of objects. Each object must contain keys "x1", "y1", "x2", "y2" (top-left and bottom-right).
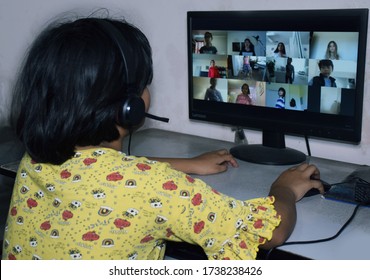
[{"x1": 125, "y1": 128, "x2": 370, "y2": 260}]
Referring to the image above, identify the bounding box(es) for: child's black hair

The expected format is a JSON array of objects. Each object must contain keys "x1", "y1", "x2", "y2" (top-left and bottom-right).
[
  {"x1": 318, "y1": 59, "x2": 334, "y2": 70},
  {"x1": 11, "y1": 17, "x2": 153, "y2": 164},
  {"x1": 278, "y1": 87, "x2": 286, "y2": 97}
]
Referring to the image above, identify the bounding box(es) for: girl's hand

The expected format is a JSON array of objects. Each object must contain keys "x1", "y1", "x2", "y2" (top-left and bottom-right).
[
  {"x1": 148, "y1": 149, "x2": 238, "y2": 175},
  {"x1": 270, "y1": 163, "x2": 324, "y2": 201},
  {"x1": 187, "y1": 149, "x2": 239, "y2": 175},
  {"x1": 261, "y1": 163, "x2": 323, "y2": 249}
]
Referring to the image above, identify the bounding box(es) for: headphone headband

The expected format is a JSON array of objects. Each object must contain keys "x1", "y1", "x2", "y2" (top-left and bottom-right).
[
  {"x1": 96, "y1": 19, "x2": 133, "y2": 85},
  {"x1": 95, "y1": 19, "x2": 169, "y2": 127}
]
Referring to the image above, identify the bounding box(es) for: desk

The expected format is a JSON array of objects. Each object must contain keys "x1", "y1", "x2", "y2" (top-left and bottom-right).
[
  {"x1": 2, "y1": 128, "x2": 370, "y2": 260},
  {"x1": 123, "y1": 128, "x2": 370, "y2": 260}
]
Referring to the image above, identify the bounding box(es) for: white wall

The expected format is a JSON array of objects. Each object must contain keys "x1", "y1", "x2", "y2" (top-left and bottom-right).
[{"x1": 1, "y1": 0, "x2": 370, "y2": 165}]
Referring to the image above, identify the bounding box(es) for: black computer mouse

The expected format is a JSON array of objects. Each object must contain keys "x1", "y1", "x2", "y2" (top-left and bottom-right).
[{"x1": 304, "y1": 178, "x2": 332, "y2": 197}]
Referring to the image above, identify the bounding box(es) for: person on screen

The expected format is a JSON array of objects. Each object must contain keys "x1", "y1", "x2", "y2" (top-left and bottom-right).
[
  {"x1": 3, "y1": 13, "x2": 324, "y2": 260},
  {"x1": 325, "y1": 41, "x2": 339, "y2": 60},
  {"x1": 308, "y1": 59, "x2": 337, "y2": 88},
  {"x1": 239, "y1": 38, "x2": 256, "y2": 56},
  {"x1": 285, "y1": 57, "x2": 295, "y2": 84},
  {"x1": 204, "y1": 78, "x2": 223, "y2": 102},
  {"x1": 274, "y1": 42, "x2": 287, "y2": 58},
  {"x1": 239, "y1": 55, "x2": 253, "y2": 79},
  {"x1": 275, "y1": 87, "x2": 286, "y2": 109},
  {"x1": 290, "y1": 98, "x2": 297, "y2": 108},
  {"x1": 199, "y1": 31, "x2": 218, "y2": 54},
  {"x1": 236, "y1": 83, "x2": 253, "y2": 105},
  {"x1": 208, "y1": 59, "x2": 220, "y2": 78}
]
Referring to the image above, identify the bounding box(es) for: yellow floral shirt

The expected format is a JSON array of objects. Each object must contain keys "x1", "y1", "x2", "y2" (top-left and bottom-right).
[{"x1": 2, "y1": 148, "x2": 280, "y2": 260}]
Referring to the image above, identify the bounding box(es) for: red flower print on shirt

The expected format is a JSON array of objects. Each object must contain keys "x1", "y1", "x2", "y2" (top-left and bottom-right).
[
  {"x1": 114, "y1": 218, "x2": 131, "y2": 229},
  {"x1": 106, "y1": 172, "x2": 123, "y2": 181},
  {"x1": 10, "y1": 206, "x2": 17, "y2": 216},
  {"x1": 239, "y1": 240, "x2": 248, "y2": 249},
  {"x1": 8, "y1": 253, "x2": 16, "y2": 260},
  {"x1": 166, "y1": 228, "x2": 175, "y2": 237},
  {"x1": 211, "y1": 188, "x2": 221, "y2": 195},
  {"x1": 162, "y1": 180, "x2": 178, "y2": 191},
  {"x1": 253, "y1": 219, "x2": 264, "y2": 229},
  {"x1": 140, "y1": 234, "x2": 154, "y2": 243},
  {"x1": 194, "y1": 221, "x2": 205, "y2": 234},
  {"x1": 257, "y1": 205, "x2": 267, "y2": 211},
  {"x1": 83, "y1": 158, "x2": 97, "y2": 166},
  {"x1": 186, "y1": 175, "x2": 195, "y2": 183},
  {"x1": 27, "y1": 198, "x2": 38, "y2": 209},
  {"x1": 136, "y1": 163, "x2": 151, "y2": 171},
  {"x1": 82, "y1": 231, "x2": 100, "y2": 241},
  {"x1": 60, "y1": 169, "x2": 72, "y2": 179},
  {"x1": 62, "y1": 210, "x2": 73, "y2": 221},
  {"x1": 40, "y1": 221, "x2": 51, "y2": 231},
  {"x1": 191, "y1": 193, "x2": 203, "y2": 206}
]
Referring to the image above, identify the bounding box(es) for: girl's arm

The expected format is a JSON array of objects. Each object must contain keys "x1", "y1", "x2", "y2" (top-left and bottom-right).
[
  {"x1": 260, "y1": 163, "x2": 324, "y2": 249},
  {"x1": 148, "y1": 149, "x2": 239, "y2": 175}
]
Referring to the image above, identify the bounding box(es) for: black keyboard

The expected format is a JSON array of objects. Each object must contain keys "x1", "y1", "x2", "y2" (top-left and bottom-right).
[{"x1": 354, "y1": 179, "x2": 370, "y2": 204}]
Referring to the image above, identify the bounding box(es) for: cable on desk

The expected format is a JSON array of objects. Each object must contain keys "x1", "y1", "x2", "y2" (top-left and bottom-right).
[{"x1": 264, "y1": 203, "x2": 363, "y2": 260}]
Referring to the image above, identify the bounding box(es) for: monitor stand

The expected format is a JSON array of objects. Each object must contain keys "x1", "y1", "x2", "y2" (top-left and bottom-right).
[{"x1": 230, "y1": 130, "x2": 306, "y2": 165}]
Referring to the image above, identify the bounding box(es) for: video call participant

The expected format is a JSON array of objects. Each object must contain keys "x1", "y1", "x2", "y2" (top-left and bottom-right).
[
  {"x1": 325, "y1": 40, "x2": 340, "y2": 60},
  {"x1": 236, "y1": 83, "x2": 253, "y2": 105},
  {"x1": 275, "y1": 87, "x2": 286, "y2": 109},
  {"x1": 204, "y1": 78, "x2": 223, "y2": 102},
  {"x1": 308, "y1": 59, "x2": 337, "y2": 113},
  {"x1": 239, "y1": 38, "x2": 256, "y2": 56},
  {"x1": 309, "y1": 59, "x2": 337, "y2": 88},
  {"x1": 274, "y1": 42, "x2": 287, "y2": 58},
  {"x1": 199, "y1": 31, "x2": 218, "y2": 54},
  {"x1": 208, "y1": 59, "x2": 221, "y2": 78},
  {"x1": 285, "y1": 57, "x2": 295, "y2": 84}
]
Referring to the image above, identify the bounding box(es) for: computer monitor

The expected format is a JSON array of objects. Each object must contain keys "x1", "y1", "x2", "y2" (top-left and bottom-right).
[{"x1": 187, "y1": 9, "x2": 368, "y2": 165}]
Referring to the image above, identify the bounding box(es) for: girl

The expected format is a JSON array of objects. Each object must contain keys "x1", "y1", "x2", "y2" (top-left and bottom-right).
[
  {"x1": 325, "y1": 41, "x2": 339, "y2": 60},
  {"x1": 2, "y1": 15, "x2": 323, "y2": 260},
  {"x1": 275, "y1": 87, "x2": 286, "y2": 109},
  {"x1": 274, "y1": 42, "x2": 287, "y2": 58},
  {"x1": 236, "y1": 83, "x2": 253, "y2": 105}
]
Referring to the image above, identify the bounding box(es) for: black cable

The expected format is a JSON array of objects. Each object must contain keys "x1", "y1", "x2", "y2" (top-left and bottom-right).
[
  {"x1": 264, "y1": 203, "x2": 362, "y2": 259},
  {"x1": 304, "y1": 135, "x2": 311, "y2": 157},
  {"x1": 127, "y1": 129, "x2": 133, "y2": 155},
  {"x1": 145, "y1": 112, "x2": 169, "y2": 123}
]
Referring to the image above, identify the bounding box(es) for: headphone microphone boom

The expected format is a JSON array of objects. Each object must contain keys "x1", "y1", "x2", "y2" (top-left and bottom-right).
[{"x1": 145, "y1": 113, "x2": 169, "y2": 123}]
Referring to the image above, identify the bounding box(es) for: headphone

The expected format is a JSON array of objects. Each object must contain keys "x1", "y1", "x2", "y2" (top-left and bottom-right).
[{"x1": 96, "y1": 19, "x2": 169, "y2": 127}]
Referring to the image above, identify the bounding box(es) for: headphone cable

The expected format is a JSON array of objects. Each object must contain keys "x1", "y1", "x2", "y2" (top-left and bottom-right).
[
  {"x1": 126, "y1": 114, "x2": 168, "y2": 156},
  {"x1": 127, "y1": 129, "x2": 133, "y2": 155}
]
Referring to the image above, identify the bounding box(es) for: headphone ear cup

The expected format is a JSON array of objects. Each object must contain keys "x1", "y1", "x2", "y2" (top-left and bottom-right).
[{"x1": 117, "y1": 95, "x2": 146, "y2": 127}]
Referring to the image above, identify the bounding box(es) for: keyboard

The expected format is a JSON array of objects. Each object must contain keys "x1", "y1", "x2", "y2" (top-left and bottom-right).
[
  {"x1": 354, "y1": 180, "x2": 370, "y2": 204},
  {"x1": 324, "y1": 169, "x2": 370, "y2": 205}
]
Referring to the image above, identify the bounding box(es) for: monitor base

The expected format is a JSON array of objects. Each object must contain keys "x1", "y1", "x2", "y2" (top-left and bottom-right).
[{"x1": 230, "y1": 144, "x2": 306, "y2": 165}]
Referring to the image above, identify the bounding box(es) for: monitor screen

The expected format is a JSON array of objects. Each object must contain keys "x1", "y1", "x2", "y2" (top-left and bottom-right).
[{"x1": 187, "y1": 9, "x2": 369, "y2": 165}]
